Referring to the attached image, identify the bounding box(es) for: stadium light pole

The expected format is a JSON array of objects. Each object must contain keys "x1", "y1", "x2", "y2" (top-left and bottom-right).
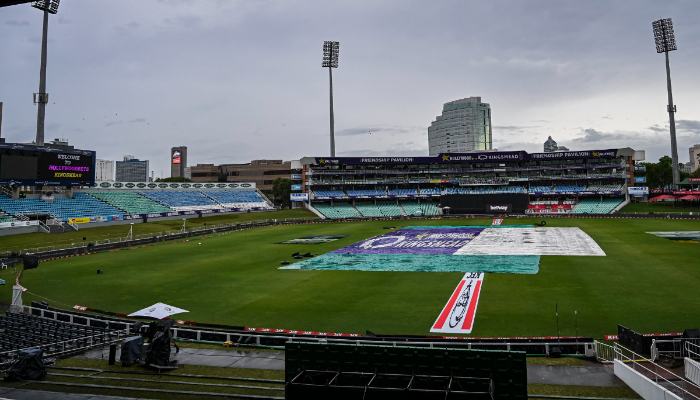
[
  {"x1": 652, "y1": 18, "x2": 680, "y2": 189},
  {"x1": 322, "y1": 41, "x2": 339, "y2": 157},
  {"x1": 32, "y1": 0, "x2": 60, "y2": 147}
]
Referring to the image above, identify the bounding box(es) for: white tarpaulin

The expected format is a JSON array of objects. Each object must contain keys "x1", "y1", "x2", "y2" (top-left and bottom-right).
[
  {"x1": 454, "y1": 227, "x2": 605, "y2": 256},
  {"x1": 128, "y1": 302, "x2": 188, "y2": 320}
]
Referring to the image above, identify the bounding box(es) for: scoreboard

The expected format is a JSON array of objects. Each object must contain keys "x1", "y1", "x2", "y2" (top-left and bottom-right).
[{"x1": 0, "y1": 143, "x2": 96, "y2": 186}]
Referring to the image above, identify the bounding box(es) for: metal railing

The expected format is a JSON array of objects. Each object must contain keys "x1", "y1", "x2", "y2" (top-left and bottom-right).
[
  {"x1": 687, "y1": 342, "x2": 700, "y2": 359},
  {"x1": 594, "y1": 340, "x2": 615, "y2": 363},
  {"x1": 614, "y1": 343, "x2": 700, "y2": 400},
  {"x1": 652, "y1": 338, "x2": 700, "y2": 360}
]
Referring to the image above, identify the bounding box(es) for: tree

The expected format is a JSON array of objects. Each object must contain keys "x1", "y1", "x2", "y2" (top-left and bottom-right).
[
  {"x1": 271, "y1": 177, "x2": 292, "y2": 209},
  {"x1": 641, "y1": 156, "x2": 673, "y2": 189}
]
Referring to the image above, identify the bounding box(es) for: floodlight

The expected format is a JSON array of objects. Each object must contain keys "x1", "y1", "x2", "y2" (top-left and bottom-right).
[
  {"x1": 322, "y1": 41, "x2": 339, "y2": 68},
  {"x1": 32, "y1": 0, "x2": 59, "y2": 14},
  {"x1": 652, "y1": 18, "x2": 680, "y2": 189},
  {"x1": 652, "y1": 18, "x2": 677, "y2": 53}
]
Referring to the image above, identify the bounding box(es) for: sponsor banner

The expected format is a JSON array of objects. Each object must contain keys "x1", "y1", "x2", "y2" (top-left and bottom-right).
[
  {"x1": 605, "y1": 332, "x2": 682, "y2": 341},
  {"x1": 550, "y1": 204, "x2": 571, "y2": 209},
  {"x1": 0, "y1": 221, "x2": 40, "y2": 229},
  {"x1": 628, "y1": 187, "x2": 649, "y2": 196},
  {"x1": 73, "y1": 305, "x2": 88, "y2": 311},
  {"x1": 492, "y1": 219, "x2": 503, "y2": 226},
  {"x1": 291, "y1": 184, "x2": 303, "y2": 191},
  {"x1": 431, "y1": 272, "x2": 485, "y2": 334},
  {"x1": 331, "y1": 227, "x2": 482, "y2": 255},
  {"x1": 291, "y1": 193, "x2": 309, "y2": 202},
  {"x1": 487, "y1": 204, "x2": 511, "y2": 212},
  {"x1": 94, "y1": 181, "x2": 256, "y2": 189},
  {"x1": 69, "y1": 217, "x2": 91, "y2": 224},
  {"x1": 634, "y1": 177, "x2": 646, "y2": 183},
  {"x1": 245, "y1": 327, "x2": 361, "y2": 337},
  {"x1": 528, "y1": 205, "x2": 547, "y2": 209},
  {"x1": 312, "y1": 149, "x2": 619, "y2": 165},
  {"x1": 674, "y1": 190, "x2": 700, "y2": 195},
  {"x1": 689, "y1": 178, "x2": 700, "y2": 182},
  {"x1": 634, "y1": 165, "x2": 647, "y2": 172},
  {"x1": 291, "y1": 174, "x2": 303, "y2": 180}
]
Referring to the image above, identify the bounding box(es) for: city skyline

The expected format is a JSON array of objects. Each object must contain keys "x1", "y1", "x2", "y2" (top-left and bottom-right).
[{"x1": 1, "y1": 0, "x2": 699, "y2": 178}]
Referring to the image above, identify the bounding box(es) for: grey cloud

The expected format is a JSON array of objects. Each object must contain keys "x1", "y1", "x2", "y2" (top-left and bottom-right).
[
  {"x1": 493, "y1": 125, "x2": 540, "y2": 132},
  {"x1": 104, "y1": 121, "x2": 123, "y2": 127},
  {"x1": 337, "y1": 125, "x2": 424, "y2": 136},
  {"x1": 129, "y1": 118, "x2": 147, "y2": 123},
  {"x1": 648, "y1": 125, "x2": 665, "y2": 133},
  {"x1": 338, "y1": 148, "x2": 428, "y2": 157},
  {"x1": 162, "y1": 15, "x2": 202, "y2": 28},
  {"x1": 602, "y1": 116, "x2": 612, "y2": 120},
  {"x1": 677, "y1": 120, "x2": 700, "y2": 133},
  {"x1": 571, "y1": 128, "x2": 631, "y2": 143},
  {"x1": 6, "y1": 20, "x2": 30, "y2": 26}
]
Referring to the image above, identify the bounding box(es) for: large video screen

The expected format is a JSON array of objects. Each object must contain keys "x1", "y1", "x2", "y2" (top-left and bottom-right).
[{"x1": 0, "y1": 144, "x2": 96, "y2": 186}]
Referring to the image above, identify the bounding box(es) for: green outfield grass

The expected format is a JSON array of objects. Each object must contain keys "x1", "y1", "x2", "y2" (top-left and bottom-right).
[
  {"x1": 3, "y1": 215, "x2": 700, "y2": 339},
  {"x1": 620, "y1": 201, "x2": 700, "y2": 214}
]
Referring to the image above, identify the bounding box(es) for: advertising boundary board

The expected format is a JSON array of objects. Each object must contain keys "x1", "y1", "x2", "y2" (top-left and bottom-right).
[
  {"x1": 93, "y1": 181, "x2": 256, "y2": 190},
  {"x1": 0, "y1": 221, "x2": 39, "y2": 229}
]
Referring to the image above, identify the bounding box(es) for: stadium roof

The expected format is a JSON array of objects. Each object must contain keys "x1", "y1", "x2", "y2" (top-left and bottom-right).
[{"x1": 0, "y1": 0, "x2": 34, "y2": 8}]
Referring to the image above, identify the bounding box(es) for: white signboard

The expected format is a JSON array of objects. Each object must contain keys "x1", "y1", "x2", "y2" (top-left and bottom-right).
[
  {"x1": 431, "y1": 272, "x2": 485, "y2": 334},
  {"x1": 0, "y1": 221, "x2": 39, "y2": 229},
  {"x1": 290, "y1": 193, "x2": 309, "y2": 202},
  {"x1": 628, "y1": 187, "x2": 649, "y2": 196}
]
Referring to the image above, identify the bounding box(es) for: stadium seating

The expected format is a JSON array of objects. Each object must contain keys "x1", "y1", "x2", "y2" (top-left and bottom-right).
[
  {"x1": 202, "y1": 190, "x2": 272, "y2": 210},
  {"x1": 0, "y1": 192, "x2": 124, "y2": 221},
  {"x1": 388, "y1": 189, "x2": 417, "y2": 196},
  {"x1": 400, "y1": 200, "x2": 440, "y2": 216},
  {"x1": 573, "y1": 198, "x2": 624, "y2": 214},
  {"x1": 377, "y1": 201, "x2": 404, "y2": 216},
  {"x1": 0, "y1": 313, "x2": 110, "y2": 353},
  {"x1": 586, "y1": 183, "x2": 624, "y2": 192},
  {"x1": 528, "y1": 186, "x2": 552, "y2": 193},
  {"x1": 313, "y1": 190, "x2": 347, "y2": 198},
  {"x1": 354, "y1": 203, "x2": 383, "y2": 217},
  {"x1": 87, "y1": 191, "x2": 173, "y2": 214},
  {"x1": 313, "y1": 203, "x2": 361, "y2": 219},
  {"x1": 495, "y1": 186, "x2": 526, "y2": 194},
  {"x1": 139, "y1": 191, "x2": 218, "y2": 211},
  {"x1": 418, "y1": 188, "x2": 441, "y2": 195},
  {"x1": 346, "y1": 190, "x2": 386, "y2": 197},
  {"x1": 553, "y1": 185, "x2": 586, "y2": 193},
  {"x1": 0, "y1": 211, "x2": 17, "y2": 223}
]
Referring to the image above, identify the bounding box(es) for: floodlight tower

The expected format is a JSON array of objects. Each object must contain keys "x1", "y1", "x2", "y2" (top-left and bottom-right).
[
  {"x1": 652, "y1": 18, "x2": 680, "y2": 189},
  {"x1": 322, "y1": 41, "x2": 339, "y2": 157},
  {"x1": 32, "y1": 0, "x2": 60, "y2": 147}
]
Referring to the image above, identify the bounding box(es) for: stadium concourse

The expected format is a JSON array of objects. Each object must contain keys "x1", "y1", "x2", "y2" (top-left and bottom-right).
[{"x1": 297, "y1": 147, "x2": 639, "y2": 219}]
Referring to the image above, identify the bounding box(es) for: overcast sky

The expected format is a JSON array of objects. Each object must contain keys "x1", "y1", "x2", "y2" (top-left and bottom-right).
[{"x1": 2, "y1": 0, "x2": 699, "y2": 177}]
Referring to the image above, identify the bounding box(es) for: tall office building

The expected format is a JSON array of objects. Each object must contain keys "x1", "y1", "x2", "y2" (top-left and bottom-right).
[
  {"x1": 95, "y1": 159, "x2": 115, "y2": 181},
  {"x1": 690, "y1": 144, "x2": 700, "y2": 173},
  {"x1": 171, "y1": 146, "x2": 188, "y2": 178},
  {"x1": 428, "y1": 97, "x2": 492, "y2": 155},
  {"x1": 116, "y1": 156, "x2": 149, "y2": 182}
]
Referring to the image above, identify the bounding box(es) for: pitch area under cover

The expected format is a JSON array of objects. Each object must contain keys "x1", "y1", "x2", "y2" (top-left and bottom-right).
[{"x1": 5, "y1": 217, "x2": 700, "y2": 338}]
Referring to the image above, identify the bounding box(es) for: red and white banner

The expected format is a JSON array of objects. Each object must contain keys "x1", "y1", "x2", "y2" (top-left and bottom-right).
[
  {"x1": 431, "y1": 272, "x2": 484, "y2": 334},
  {"x1": 492, "y1": 219, "x2": 503, "y2": 226}
]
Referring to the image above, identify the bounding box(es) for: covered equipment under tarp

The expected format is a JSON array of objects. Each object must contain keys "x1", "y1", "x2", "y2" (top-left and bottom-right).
[
  {"x1": 120, "y1": 336, "x2": 144, "y2": 365},
  {"x1": 4, "y1": 349, "x2": 47, "y2": 381},
  {"x1": 144, "y1": 320, "x2": 178, "y2": 370}
]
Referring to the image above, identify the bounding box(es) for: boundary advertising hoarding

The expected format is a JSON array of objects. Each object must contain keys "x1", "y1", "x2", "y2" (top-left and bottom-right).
[
  {"x1": 628, "y1": 187, "x2": 649, "y2": 196},
  {"x1": 94, "y1": 181, "x2": 256, "y2": 189},
  {"x1": 291, "y1": 193, "x2": 309, "y2": 202}
]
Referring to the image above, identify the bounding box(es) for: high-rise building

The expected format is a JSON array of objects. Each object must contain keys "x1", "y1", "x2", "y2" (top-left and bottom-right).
[
  {"x1": 428, "y1": 97, "x2": 492, "y2": 155},
  {"x1": 116, "y1": 156, "x2": 149, "y2": 182},
  {"x1": 171, "y1": 146, "x2": 188, "y2": 178},
  {"x1": 689, "y1": 144, "x2": 700, "y2": 173},
  {"x1": 95, "y1": 159, "x2": 115, "y2": 181},
  {"x1": 543, "y1": 136, "x2": 569, "y2": 153}
]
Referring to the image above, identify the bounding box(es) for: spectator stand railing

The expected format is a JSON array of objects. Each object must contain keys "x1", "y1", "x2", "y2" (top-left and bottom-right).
[
  {"x1": 614, "y1": 342, "x2": 700, "y2": 400},
  {"x1": 686, "y1": 342, "x2": 700, "y2": 387},
  {"x1": 652, "y1": 338, "x2": 700, "y2": 361}
]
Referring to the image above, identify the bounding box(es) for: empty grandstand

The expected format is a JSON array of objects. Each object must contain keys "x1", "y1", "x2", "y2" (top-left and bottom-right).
[
  {"x1": 139, "y1": 191, "x2": 219, "y2": 211},
  {"x1": 202, "y1": 190, "x2": 272, "y2": 210},
  {"x1": 88, "y1": 191, "x2": 173, "y2": 214},
  {"x1": 313, "y1": 203, "x2": 361, "y2": 218},
  {"x1": 573, "y1": 198, "x2": 625, "y2": 214},
  {"x1": 0, "y1": 192, "x2": 124, "y2": 221}
]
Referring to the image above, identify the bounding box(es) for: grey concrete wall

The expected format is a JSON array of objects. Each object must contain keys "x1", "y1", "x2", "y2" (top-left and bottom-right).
[
  {"x1": 613, "y1": 359, "x2": 681, "y2": 400},
  {"x1": 0, "y1": 226, "x2": 41, "y2": 237}
]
